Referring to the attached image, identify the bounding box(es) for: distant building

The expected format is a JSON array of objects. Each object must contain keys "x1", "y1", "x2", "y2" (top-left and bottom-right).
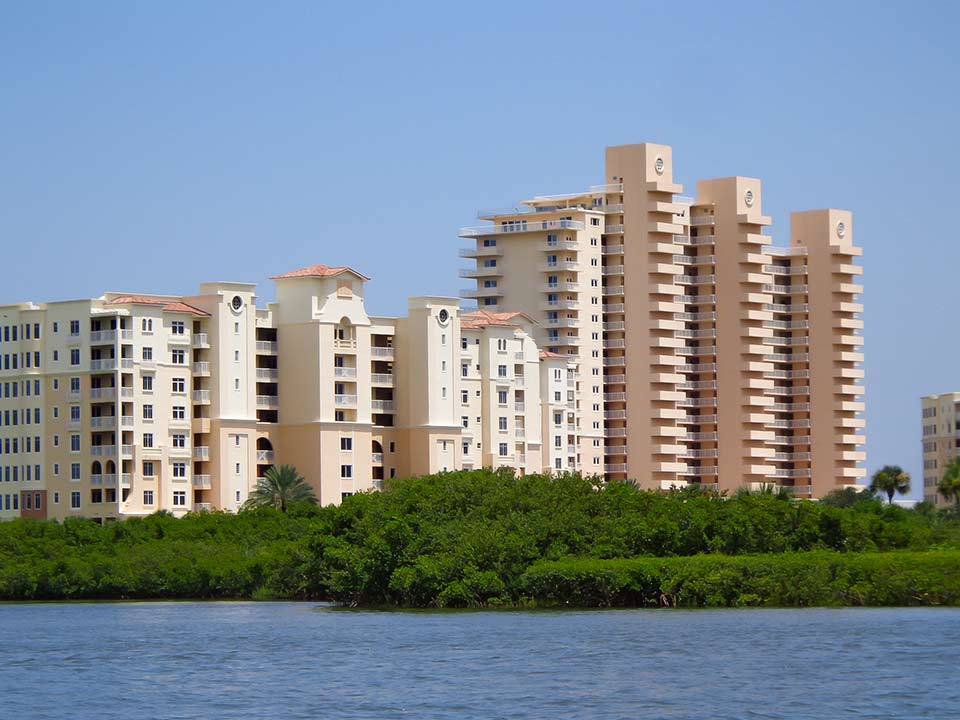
[{"x1": 920, "y1": 392, "x2": 960, "y2": 506}]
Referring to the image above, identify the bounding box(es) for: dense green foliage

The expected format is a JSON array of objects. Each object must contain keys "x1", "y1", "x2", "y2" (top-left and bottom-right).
[
  {"x1": 1, "y1": 471, "x2": 958, "y2": 607},
  {"x1": 869, "y1": 464, "x2": 911, "y2": 504}
]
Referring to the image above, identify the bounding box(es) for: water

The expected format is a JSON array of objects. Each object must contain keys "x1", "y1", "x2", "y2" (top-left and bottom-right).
[{"x1": 2, "y1": 603, "x2": 958, "y2": 719}]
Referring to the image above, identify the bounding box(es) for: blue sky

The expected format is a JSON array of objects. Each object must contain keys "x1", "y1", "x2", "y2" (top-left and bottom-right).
[{"x1": 2, "y1": 1, "x2": 958, "y2": 498}]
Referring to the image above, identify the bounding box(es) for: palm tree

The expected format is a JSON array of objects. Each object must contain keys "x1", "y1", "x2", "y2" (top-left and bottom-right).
[
  {"x1": 242, "y1": 465, "x2": 317, "y2": 512},
  {"x1": 868, "y1": 465, "x2": 911, "y2": 504},
  {"x1": 938, "y1": 457, "x2": 960, "y2": 506}
]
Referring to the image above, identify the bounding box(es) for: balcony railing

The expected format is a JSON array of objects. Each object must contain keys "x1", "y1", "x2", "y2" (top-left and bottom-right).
[
  {"x1": 602, "y1": 244, "x2": 624, "y2": 255},
  {"x1": 256, "y1": 395, "x2": 279, "y2": 408},
  {"x1": 193, "y1": 362, "x2": 211, "y2": 375},
  {"x1": 459, "y1": 219, "x2": 585, "y2": 237},
  {"x1": 90, "y1": 330, "x2": 117, "y2": 344},
  {"x1": 256, "y1": 340, "x2": 278, "y2": 353},
  {"x1": 370, "y1": 347, "x2": 395, "y2": 358},
  {"x1": 90, "y1": 387, "x2": 116, "y2": 401},
  {"x1": 371, "y1": 453, "x2": 384, "y2": 464},
  {"x1": 192, "y1": 389, "x2": 210, "y2": 404},
  {"x1": 193, "y1": 475, "x2": 212, "y2": 488},
  {"x1": 192, "y1": 333, "x2": 210, "y2": 348},
  {"x1": 334, "y1": 367, "x2": 357, "y2": 379},
  {"x1": 193, "y1": 446, "x2": 210, "y2": 461},
  {"x1": 256, "y1": 450, "x2": 274, "y2": 463},
  {"x1": 91, "y1": 445, "x2": 116, "y2": 456},
  {"x1": 371, "y1": 399, "x2": 394, "y2": 412},
  {"x1": 371, "y1": 373, "x2": 394, "y2": 385},
  {"x1": 604, "y1": 224, "x2": 624, "y2": 234},
  {"x1": 89, "y1": 359, "x2": 117, "y2": 371},
  {"x1": 334, "y1": 394, "x2": 358, "y2": 407}
]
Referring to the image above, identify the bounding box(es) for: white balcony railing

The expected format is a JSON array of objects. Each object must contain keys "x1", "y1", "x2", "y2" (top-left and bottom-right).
[
  {"x1": 192, "y1": 333, "x2": 210, "y2": 348},
  {"x1": 192, "y1": 390, "x2": 210, "y2": 404},
  {"x1": 459, "y1": 219, "x2": 585, "y2": 237},
  {"x1": 335, "y1": 394, "x2": 358, "y2": 407},
  {"x1": 371, "y1": 399, "x2": 394, "y2": 412},
  {"x1": 256, "y1": 395, "x2": 279, "y2": 408}
]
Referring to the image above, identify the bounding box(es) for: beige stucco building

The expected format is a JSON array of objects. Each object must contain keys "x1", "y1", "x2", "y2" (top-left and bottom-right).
[
  {"x1": 459, "y1": 142, "x2": 865, "y2": 497},
  {"x1": 921, "y1": 392, "x2": 960, "y2": 506},
  {"x1": 0, "y1": 265, "x2": 581, "y2": 520}
]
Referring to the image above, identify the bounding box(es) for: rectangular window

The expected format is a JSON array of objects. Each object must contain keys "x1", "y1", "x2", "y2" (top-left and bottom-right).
[
  {"x1": 143, "y1": 461, "x2": 155, "y2": 477},
  {"x1": 341, "y1": 464, "x2": 352, "y2": 478},
  {"x1": 143, "y1": 404, "x2": 154, "y2": 420},
  {"x1": 172, "y1": 434, "x2": 186, "y2": 448},
  {"x1": 70, "y1": 349, "x2": 80, "y2": 366},
  {"x1": 143, "y1": 375, "x2": 153, "y2": 391},
  {"x1": 172, "y1": 377, "x2": 185, "y2": 393},
  {"x1": 340, "y1": 437, "x2": 352, "y2": 450},
  {"x1": 173, "y1": 491, "x2": 186, "y2": 506},
  {"x1": 70, "y1": 434, "x2": 80, "y2": 452},
  {"x1": 69, "y1": 320, "x2": 80, "y2": 336},
  {"x1": 143, "y1": 433, "x2": 154, "y2": 448},
  {"x1": 143, "y1": 490, "x2": 154, "y2": 505},
  {"x1": 172, "y1": 463, "x2": 186, "y2": 478},
  {"x1": 498, "y1": 443, "x2": 508, "y2": 457},
  {"x1": 142, "y1": 346, "x2": 153, "y2": 361},
  {"x1": 71, "y1": 462, "x2": 80, "y2": 480},
  {"x1": 171, "y1": 321, "x2": 185, "y2": 335},
  {"x1": 171, "y1": 349, "x2": 185, "y2": 364},
  {"x1": 71, "y1": 491, "x2": 81, "y2": 509},
  {"x1": 172, "y1": 406, "x2": 185, "y2": 420}
]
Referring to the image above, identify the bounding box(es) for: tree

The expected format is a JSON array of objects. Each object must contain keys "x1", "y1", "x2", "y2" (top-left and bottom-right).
[
  {"x1": 868, "y1": 465, "x2": 911, "y2": 504},
  {"x1": 242, "y1": 465, "x2": 317, "y2": 512},
  {"x1": 938, "y1": 458, "x2": 960, "y2": 506}
]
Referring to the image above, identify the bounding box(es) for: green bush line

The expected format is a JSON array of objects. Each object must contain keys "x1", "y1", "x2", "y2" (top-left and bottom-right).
[
  {"x1": 519, "y1": 552, "x2": 960, "y2": 608},
  {"x1": 0, "y1": 471, "x2": 958, "y2": 606}
]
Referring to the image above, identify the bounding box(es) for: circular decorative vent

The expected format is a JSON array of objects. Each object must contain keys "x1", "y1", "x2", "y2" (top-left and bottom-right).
[
  {"x1": 231, "y1": 296, "x2": 243, "y2": 311},
  {"x1": 654, "y1": 157, "x2": 664, "y2": 174},
  {"x1": 744, "y1": 189, "x2": 755, "y2": 207},
  {"x1": 438, "y1": 308, "x2": 449, "y2": 325},
  {"x1": 837, "y1": 221, "x2": 846, "y2": 238}
]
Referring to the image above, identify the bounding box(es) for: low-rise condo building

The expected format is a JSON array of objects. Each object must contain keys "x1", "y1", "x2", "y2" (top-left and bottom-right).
[
  {"x1": 0, "y1": 265, "x2": 580, "y2": 520},
  {"x1": 921, "y1": 392, "x2": 960, "y2": 507},
  {"x1": 459, "y1": 142, "x2": 865, "y2": 497}
]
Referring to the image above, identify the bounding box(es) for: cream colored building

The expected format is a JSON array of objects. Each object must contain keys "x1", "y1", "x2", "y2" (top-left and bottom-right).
[
  {"x1": 459, "y1": 142, "x2": 866, "y2": 497},
  {"x1": 0, "y1": 265, "x2": 579, "y2": 520},
  {"x1": 921, "y1": 392, "x2": 960, "y2": 507}
]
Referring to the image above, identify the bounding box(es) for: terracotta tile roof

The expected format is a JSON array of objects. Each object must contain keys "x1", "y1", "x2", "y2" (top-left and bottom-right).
[
  {"x1": 270, "y1": 264, "x2": 370, "y2": 281},
  {"x1": 539, "y1": 350, "x2": 568, "y2": 359},
  {"x1": 106, "y1": 295, "x2": 209, "y2": 317},
  {"x1": 460, "y1": 309, "x2": 534, "y2": 329}
]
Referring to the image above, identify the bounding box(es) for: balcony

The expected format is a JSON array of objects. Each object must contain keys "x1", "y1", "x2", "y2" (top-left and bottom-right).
[
  {"x1": 458, "y1": 246, "x2": 502, "y2": 258},
  {"x1": 192, "y1": 389, "x2": 211, "y2": 404},
  {"x1": 192, "y1": 333, "x2": 210, "y2": 348},
  {"x1": 121, "y1": 445, "x2": 134, "y2": 458},
  {"x1": 603, "y1": 321, "x2": 625, "y2": 332},
  {"x1": 602, "y1": 244, "x2": 624, "y2": 255},
  {"x1": 677, "y1": 275, "x2": 715, "y2": 286},
  {"x1": 193, "y1": 475, "x2": 212, "y2": 489},
  {"x1": 540, "y1": 299, "x2": 580, "y2": 311},
  {"x1": 673, "y1": 254, "x2": 715, "y2": 265},
  {"x1": 90, "y1": 387, "x2": 116, "y2": 402},
  {"x1": 90, "y1": 416, "x2": 116, "y2": 429},
  {"x1": 763, "y1": 284, "x2": 808, "y2": 294},
  {"x1": 771, "y1": 402, "x2": 811, "y2": 413},
  {"x1": 334, "y1": 367, "x2": 358, "y2": 379},
  {"x1": 602, "y1": 285, "x2": 624, "y2": 297},
  {"x1": 256, "y1": 449, "x2": 274, "y2": 463},
  {"x1": 541, "y1": 281, "x2": 579, "y2": 294},
  {"x1": 91, "y1": 445, "x2": 116, "y2": 457},
  {"x1": 604, "y1": 463, "x2": 628, "y2": 473},
  {"x1": 372, "y1": 453, "x2": 384, "y2": 465},
  {"x1": 195, "y1": 503, "x2": 213, "y2": 512},
  {"x1": 193, "y1": 362, "x2": 211, "y2": 376},
  {"x1": 763, "y1": 264, "x2": 808, "y2": 276},
  {"x1": 256, "y1": 340, "x2": 278, "y2": 354},
  {"x1": 604, "y1": 224, "x2": 624, "y2": 234},
  {"x1": 371, "y1": 399, "x2": 394, "y2": 413},
  {"x1": 459, "y1": 219, "x2": 584, "y2": 237},
  {"x1": 773, "y1": 468, "x2": 812, "y2": 479},
  {"x1": 120, "y1": 474, "x2": 132, "y2": 488},
  {"x1": 603, "y1": 303, "x2": 625, "y2": 314},
  {"x1": 541, "y1": 260, "x2": 580, "y2": 272},
  {"x1": 601, "y1": 265, "x2": 624, "y2": 276},
  {"x1": 370, "y1": 347, "x2": 395, "y2": 360},
  {"x1": 690, "y1": 215, "x2": 715, "y2": 226},
  {"x1": 89, "y1": 359, "x2": 117, "y2": 371},
  {"x1": 90, "y1": 330, "x2": 117, "y2": 344},
  {"x1": 545, "y1": 238, "x2": 579, "y2": 250},
  {"x1": 459, "y1": 266, "x2": 503, "y2": 278},
  {"x1": 193, "y1": 446, "x2": 210, "y2": 461},
  {"x1": 254, "y1": 367, "x2": 278, "y2": 381},
  {"x1": 335, "y1": 394, "x2": 358, "y2": 407},
  {"x1": 256, "y1": 395, "x2": 279, "y2": 408},
  {"x1": 763, "y1": 336, "x2": 809, "y2": 347},
  {"x1": 604, "y1": 203, "x2": 624, "y2": 214},
  {"x1": 515, "y1": 428, "x2": 525, "y2": 439},
  {"x1": 371, "y1": 373, "x2": 394, "y2": 386}
]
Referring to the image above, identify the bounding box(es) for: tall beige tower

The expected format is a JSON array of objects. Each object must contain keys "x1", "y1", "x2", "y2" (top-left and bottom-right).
[{"x1": 459, "y1": 142, "x2": 865, "y2": 496}]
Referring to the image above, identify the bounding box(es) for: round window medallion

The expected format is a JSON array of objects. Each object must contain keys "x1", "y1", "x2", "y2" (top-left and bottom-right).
[
  {"x1": 837, "y1": 221, "x2": 846, "y2": 238},
  {"x1": 654, "y1": 157, "x2": 664, "y2": 174},
  {"x1": 438, "y1": 308, "x2": 449, "y2": 324},
  {"x1": 744, "y1": 189, "x2": 755, "y2": 207},
  {"x1": 231, "y1": 295, "x2": 243, "y2": 311}
]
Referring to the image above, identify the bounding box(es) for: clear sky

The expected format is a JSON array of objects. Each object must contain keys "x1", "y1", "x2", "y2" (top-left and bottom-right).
[{"x1": 2, "y1": 1, "x2": 958, "y2": 498}]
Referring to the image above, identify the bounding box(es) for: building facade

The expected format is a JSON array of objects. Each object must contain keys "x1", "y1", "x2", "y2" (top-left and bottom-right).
[
  {"x1": 459, "y1": 142, "x2": 865, "y2": 497},
  {"x1": 921, "y1": 392, "x2": 960, "y2": 507},
  {"x1": 0, "y1": 265, "x2": 578, "y2": 520}
]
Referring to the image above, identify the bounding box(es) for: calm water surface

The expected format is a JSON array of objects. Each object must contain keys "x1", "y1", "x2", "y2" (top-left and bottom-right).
[{"x1": 2, "y1": 603, "x2": 958, "y2": 719}]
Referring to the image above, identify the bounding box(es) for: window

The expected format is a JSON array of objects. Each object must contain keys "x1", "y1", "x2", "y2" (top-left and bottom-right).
[
  {"x1": 173, "y1": 491, "x2": 186, "y2": 507},
  {"x1": 70, "y1": 349, "x2": 80, "y2": 366},
  {"x1": 143, "y1": 490, "x2": 154, "y2": 505},
  {"x1": 555, "y1": 436, "x2": 562, "y2": 448},
  {"x1": 143, "y1": 433, "x2": 154, "y2": 448},
  {"x1": 91, "y1": 489, "x2": 103, "y2": 504},
  {"x1": 142, "y1": 346, "x2": 153, "y2": 361},
  {"x1": 172, "y1": 377, "x2": 185, "y2": 393},
  {"x1": 70, "y1": 405, "x2": 81, "y2": 422},
  {"x1": 172, "y1": 434, "x2": 186, "y2": 448},
  {"x1": 70, "y1": 434, "x2": 80, "y2": 452},
  {"x1": 143, "y1": 404, "x2": 154, "y2": 420},
  {"x1": 69, "y1": 320, "x2": 80, "y2": 336},
  {"x1": 341, "y1": 465, "x2": 352, "y2": 478},
  {"x1": 172, "y1": 463, "x2": 186, "y2": 478},
  {"x1": 461, "y1": 338, "x2": 468, "y2": 350},
  {"x1": 171, "y1": 321, "x2": 185, "y2": 335},
  {"x1": 71, "y1": 491, "x2": 81, "y2": 509},
  {"x1": 143, "y1": 461, "x2": 155, "y2": 477},
  {"x1": 461, "y1": 390, "x2": 469, "y2": 404},
  {"x1": 461, "y1": 416, "x2": 469, "y2": 428},
  {"x1": 172, "y1": 406, "x2": 185, "y2": 420},
  {"x1": 71, "y1": 463, "x2": 80, "y2": 480},
  {"x1": 171, "y1": 349, "x2": 185, "y2": 364},
  {"x1": 498, "y1": 443, "x2": 508, "y2": 457},
  {"x1": 340, "y1": 437, "x2": 352, "y2": 450},
  {"x1": 498, "y1": 417, "x2": 508, "y2": 431},
  {"x1": 53, "y1": 322, "x2": 59, "y2": 333},
  {"x1": 461, "y1": 364, "x2": 468, "y2": 377},
  {"x1": 498, "y1": 390, "x2": 508, "y2": 405},
  {"x1": 498, "y1": 365, "x2": 507, "y2": 378},
  {"x1": 142, "y1": 318, "x2": 153, "y2": 332}
]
